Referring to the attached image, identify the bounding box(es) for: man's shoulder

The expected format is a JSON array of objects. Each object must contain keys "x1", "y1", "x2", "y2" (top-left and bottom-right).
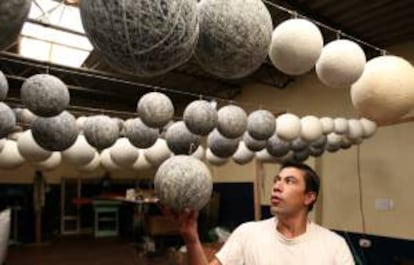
[
  {"x1": 236, "y1": 217, "x2": 275, "y2": 232},
  {"x1": 310, "y1": 222, "x2": 347, "y2": 243}
]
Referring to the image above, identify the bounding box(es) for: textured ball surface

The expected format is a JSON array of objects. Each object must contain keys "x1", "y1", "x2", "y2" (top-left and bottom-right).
[
  {"x1": 80, "y1": 0, "x2": 199, "y2": 77},
  {"x1": 132, "y1": 149, "x2": 152, "y2": 171},
  {"x1": 320, "y1": 117, "x2": 334, "y2": 134},
  {"x1": 110, "y1": 138, "x2": 139, "y2": 167},
  {"x1": 247, "y1": 110, "x2": 275, "y2": 140},
  {"x1": 155, "y1": 155, "x2": 212, "y2": 212},
  {"x1": 100, "y1": 149, "x2": 121, "y2": 171},
  {"x1": 62, "y1": 135, "x2": 96, "y2": 166},
  {"x1": 183, "y1": 100, "x2": 217, "y2": 135},
  {"x1": 269, "y1": 19, "x2": 323, "y2": 75},
  {"x1": 266, "y1": 134, "x2": 290, "y2": 157},
  {"x1": 31, "y1": 111, "x2": 78, "y2": 152},
  {"x1": 207, "y1": 129, "x2": 239, "y2": 158},
  {"x1": 191, "y1": 145, "x2": 205, "y2": 160},
  {"x1": 300, "y1": 115, "x2": 323, "y2": 142},
  {"x1": 351, "y1": 56, "x2": 414, "y2": 123},
  {"x1": 243, "y1": 132, "x2": 266, "y2": 152},
  {"x1": 334, "y1": 117, "x2": 349, "y2": 134},
  {"x1": 0, "y1": 140, "x2": 24, "y2": 169},
  {"x1": 83, "y1": 115, "x2": 120, "y2": 150},
  {"x1": 0, "y1": 0, "x2": 31, "y2": 50},
  {"x1": 256, "y1": 148, "x2": 277, "y2": 162},
  {"x1": 137, "y1": 92, "x2": 174, "y2": 128},
  {"x1": 347, "y1": 119, "x2": 364, "y2": 141},
  {"x1": 144, "y1": 138, "x2": 172, "y2": 166},
  {"x1": 33, "y1": 152, "x2": 62, "y2": 171},
  {"x1": 290, "y1": 137, "x2": 308, "y2": 152},
  {"x1": 21, "y1": 74, "x2": 70, "y2": 117},
  {"x1": 360, "y1": 118, "x2": 377, "y2": 138},
  {"x1": 326, "y1": 133, "x2": 342, "y2": 152},
  {"x1": 206, "y1": 148, "x2": 228, "y2": 166},
  {"x1": 276, "y1": 113, "x2": 301, "y2": 141},
  {"x1": 217, "y1": 104, "x2": 247, "y2": 139},
  {"x1": 232, "y1": 141, "x2": 254, "y2": 165},
  {"x1": 0, "y1": 71, "x2": 8, "y2": 100},
  {"x1": 79, "y1": 152, "x2": 101, "y2": 172},
  {"x1": 165, "y1": 121, "x2": 200, "y2": 155},
  {"x1": 17, "y1": 130, "x2": 52, "y2": 162},
  {"x1": 196, "y1": 0, "x2": 272, "y2": 79},
  {"x1": 124, "y1": 118, "x2": 159, "y2": 149},
  {"x1": 0, "y1": 102, "x2": 16, "y2": 138},
  {"x1": 316, "y1": 39, "x2": 366, "y2": 88}
]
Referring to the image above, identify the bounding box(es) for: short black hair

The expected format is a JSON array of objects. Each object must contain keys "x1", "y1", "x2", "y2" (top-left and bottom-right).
[{"x1": 280, "y1": 161, "x2": 320, "y2": 211}]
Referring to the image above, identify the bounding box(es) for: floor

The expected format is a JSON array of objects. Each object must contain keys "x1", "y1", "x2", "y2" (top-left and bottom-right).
[{"x1": 5, "y1": 236, "x2": 183, "y2": 265}]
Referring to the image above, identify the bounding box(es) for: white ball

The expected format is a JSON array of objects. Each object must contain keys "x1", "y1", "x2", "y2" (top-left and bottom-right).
[
  {"x1": 79, "y1": 152, "x2": 101, "y2": 172},
  {"x1": 62, "y1": 135, "x2": 96, "y2": 166},
  {"x1": 255, "y1": 148, "x2": 277, "y2": 162},
  {"x1": 76, "y1": 116, "x2": 88, "y2": 132},
  {"x1": 165, "y1": 121, "x2": 200, "y2": 155},
  {"x1": 325, "y1": 133, "x2": 342, "y2": 152},
  {"x1": 80, "y1": 0, "x2": 198, "y2": 77},
  {"x1": 206, "y1": 148, "x2": 228, "y2": 166},
  {"x1": 276, "y1": 113, "x2": 301, "y2": 141},
  {"x1": 207, "y1": 129, "x2": 239, "y2": 158},
  {"x1": 232, "y1": 141, "x2": 254, "y2": 165},
  {"x1": 191, "y1": 145, "x2": 205, "y2": 160},
  {"x1": 124, "y1": 118, "x2": 159, "y2": 149},
  {"x1": 137, "y1": 92, "x2": 174, "y2": 128},
  {"x1": 319, "y1": 117, "x2": 335, "y2": 134},
  {"x1": 247, "y1": 110, "x2": 275, "y2": 140},
  {"x1": 300, "y1": 115, "x2": 323, "y2": 142},
  {"x1": 0, "y1": 138, "x2": 5, "y2": 153},
  {"x1": 155, "y1": 155, "x2": 212, "y2": 212},
  {"x1": 217, "y1": 104, "x2": 247, "y2": 139},
  {"x1": 144, "y1": 138, "x2": 172, "y2": 167},
  {"x1": 351, "y1": 55, "x2": 414, "y2": 123},
  {"x1": 316, "y1": 39, "x2": 366, "y2": 88},
  {"x1": 110, "y1": 138, "x2": 139, "y2": 168},
  {"x1": 100, "y1": 149, "x2": 121, "y2": 171},
  {"x1": 15, "y1": 108, "x2": 36, "y2": 126},
  {"x1": 360, "y1": 118, "x2": 377, "y2": 138},
  {"x1": 17, "y1": 130, "x2": 52, "y2": 162},
  {"x1": 195, "y1": 0, "x2": 272, "y2": 79},
  {"x1": 334, "y1": 117, "x2": 349, "y2": 134},
  {"x1": 0, "y1": 71, "x2": 8, "y2": 100},
  {"x1": 0, "y1": 102, "x2": 16, "y2": 138},
  {"x1": 33, "y1": 152, "x2": 62, "y2": 171},
  {"x1": 347, "y1": 119, "x2": 364, "y2": 141},
  {"x1": 183, "y1": 100, "x2": 217, "y2": 135},
  {"x1": 131, "y1": 149, "x2": 152, "y2": 171},
  {"x1": 83, "y1": 115, "x2": 120, "y2": 150},
  {"x1": 0, "y1": 140, "x2": 24, "y2": 169},
  {"x1": 269, "y1": 19, "x2": 323, "y2": 75}
]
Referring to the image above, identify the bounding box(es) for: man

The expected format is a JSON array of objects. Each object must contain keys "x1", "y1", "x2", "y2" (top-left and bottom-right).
[{"x1": 164, "y1": 162, "x2": 355, "y2": 265}]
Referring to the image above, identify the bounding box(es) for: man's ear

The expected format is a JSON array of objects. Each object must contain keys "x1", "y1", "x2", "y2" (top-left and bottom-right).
[{"x1": 304, "y1": 192, "x2": 317, "y2": 207}]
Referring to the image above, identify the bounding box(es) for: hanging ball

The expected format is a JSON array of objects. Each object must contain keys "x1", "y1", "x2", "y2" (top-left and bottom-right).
[
  {"x1": 33, "y1": 152, "x2": 62, "y2": 171},
  {"x1": 165, "y1": 121, "x2": 200, "y2": 155},
  {"x1": 316, "y1": 39, "x2": 366, "y2": 88},
  {"x1": 80, "y1": 0, "x2": 198, "y2": 77},
  {"x1": 15, "y1": 108, "x2": 36, "y2": 126},
  {"x1": 290, "y1": 137, "x2": 308, "y2": 152},
  {"x1": 309, "y1": 146, "x2": 324, "y2": 157},
  {"x1": 0, "y1": 0, "x2": 31, "y2": 50},
  {"x1": 293, "y1": 149, "x2": 310, "y2": 162},
  {"x1": 206, "y1": 148, "x2": 228, "y2": 166},
  {"x1": 17, "y1": 130, "x2": 52, "y2": 162},
  {"x1": 79, "y1": 152, "x2": 101, "y2": 172},
  {"x1": 191, "y1": 145, "x2": 205, "y2": 160},
  {"x1": 300, "y1": 115, "x2": 323, "y2": 142},
  {"x1": 256, "y1": 148, "x2": 277, "y2": 162},
  {"x1": 325, "y1": 133, "x2": 342, "y2": 152},
  {"x1": 319, "y1": 117, "x2": 335, "y2": 134},
  {"x1": 0, "y1": 71, "x2": 8, "y2": 100},
  {"x1": 351, "y1": 55, "x2": 414, "y2": 124},
  {"x1": 195, "y1": 0, "x2": 272, "y2": 79},
  {"x1": 334, "y1": 117, "x2": 348, "y2": 134},
  {"x1": 144, "y1": 138, "x2": 172, "y2": 167},
  {"x1": 247, "y1": 110, "x2": 275, "y2": 140},
  {"x1": 83, "y1": 115, "x2": 120, "y2": 150},
  {"x1": 232, "y1": 141, "x2": 255, "y2": 165},
  {"x1": 183, "y1": 100, "x2": 218, "y2": 136},
  {"x1": 276, "y1": 113, "x2": 301, "y2": 141},
  {"x1": 217, "y1": 104, "x2": 247, "y2": 139},
  {"x1": 269, "y1": 19, "x2": 323, "y2": 75},
  {"x1": 31, "y1": 111, "x2": 78, "y2": 152},
  {"x1": 131, "y1": 150, "x2": 152, "y2": 171},
  {"x1": 0, "y1": 102, "x2": 16, "y2": 138},
  {"x1": 0, "y1": 138, "x2": 5, "y2": 153},
  {"x1": 310, "y1": 135, "x2": 327, "y2": 149},
  {"x1": 137, "y1": 92, "x2": 174, "y2": 128},
  {"x1": 360, "y1": 118, "x2": 377, "y2": 138},
  {"x1": 347, "y1": 119, "x2": 364, "y2": 141},
  {"x1": 155, "y1": 155, "x2": 212, "y2": 212},
  {"x1": 20, "y1": 74, "x2": 70, "y2": 117},
  {"x1": 110, "y1": 138, "x2": 139, "y2": 168},
  {"x1": 76, "y1": 116, "x2": 88, "y2": 132},
  {"x1": 266, "y1": 134, "x2": 290, "y2": 157},
  {"x1": 0, "y1": 140, "x2": 24, "y2": 169},
  {"x1": 340, "y1": 136, "x2": 353, "y2": 149},
  {"x1": 62, "y1": 135, "x2": 96, "y2": 166},
  {"x1": 207, "y1": 129, "x2": 239, "y2": 158},
  {"x1": 124, "y1": 118, "x2": 159, "y2": 149},
  {"x1": 100, "y1": 148, "x2": 121, "y2": 171},
  {"x1": 243, "y1": 132, "x2": 266, "y2": 152}
]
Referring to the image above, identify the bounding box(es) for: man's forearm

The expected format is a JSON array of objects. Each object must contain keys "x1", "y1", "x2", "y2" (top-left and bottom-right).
[{"x1": 185, "y1": 237, "x2": 209, "y2": 265}]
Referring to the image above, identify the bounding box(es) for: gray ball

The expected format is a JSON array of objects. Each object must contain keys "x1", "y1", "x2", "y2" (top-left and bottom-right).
[
  {"x1": 266, "y1": 134, "x2": 290, "y2": 157},
  {"x1": 293, "y1": 149, "x2": 310, "y2": 162},
  {"x1": 247, "y1": 110, "x2": 275, "y2": 140},
  {"x1": 310, "y1": 135, "x2": 327, "y2": 148},
  {"x1": 290, "y1": 137, "x2": 308, "y2": 152},
  {"x1": 83, "y1": 115, "x2": 120, "y2": 150},
  {"x1": 124, "y1": 118, "x2": 159, "y2": 149},
  {"x1": 183, "y1": 100, "x2": 217, "y2": 135},
  {"x1": 31, "y1": 111, "x2": 78, "y2": 151},
  {"x1": 80, "y1": 0, "x2": 199, "y2": 77},
  {"x1": 165, "y1": 121, "x2": 200, "y2": 154},
  {"x1": 155, "y1": 155, "x2": 212, "y2": 212},
  {"x1": 0, "y1": 71, "x2": 8, "y2": 100},
  {"x1": 0, "y1": 0, "x2": 31, "y2": 50},
  {"x1": 21, "y1": 74, "x2": 70, "y2": 117},
  {"x1": 309, "y1": 146, "x2": 324, "y2": 157},
  {"x1": 196, "y1": 0, "x2": 272, "y2": 78},
  {"x1": 217, "y1": 104, "x2": 247, "y2": 139},
  {"x1": 0, "y1": 102, "x2": 16, "y2": 138},
  {"x1": 207, "y1": 129, "x2": 239, "y2": 158},
  {"x1": 137, "y1": 92, "x2": 174, "y2": 128},
  {"x1": 243, "y1": 132, "x2": 266, "y2": 152}
]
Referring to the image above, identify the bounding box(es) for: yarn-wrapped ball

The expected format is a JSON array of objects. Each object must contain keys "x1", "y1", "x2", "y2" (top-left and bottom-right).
[
  {"x1": 137, "y1": 92, "x2": 174, "y2": 128},
  {"x1": 155, "y1": 155, "x2": 213, "y2": 212},
  {"x1": 217, "y1": 104, "x2": 247, "y2": 139},
  {"x1": 291, "y1": 138, "x2": 308, "y2": 152},
  {"x1": 124, "y1": 118, "x2": 159, "y2": 149},
  {"x1": 269, "y1": 19, "x2": 323, "y2": 75},
  {"x1": 183, "y1": 100, "x2": 217, "y2": 135},
  {"x1": 0, "y1": 140, "x2": 24, "y2": 169},
  {"x1": 325, "y1": 133, "x2": 342, "y2": 152},
  {"x1": 80, "y1": 0, "x2": 199, "y2": 77},
  {"x1": 351, "y1": 56, "x2": 414, "y2": 124},
  {"x1": 195, "y1": 0, "x2": 272, "y2": 79},
  {"x1": 165, "y1": 121, "x2": 200, "y2": 155},
  {"x1": 255, "y1": 148, "x2": 277, "y2": 162},
  {"x1": 31, "y1": 111, "x2": 78, "y2": 152},
  {"x1": 319, "y1": 117, "x2": 334, "y2": 134},
  {"x1": 0, "y1": 102, "x2": 16, "y2": 138},
  {"x1": 33, "y1": 152, "x2": 62, "y2": 171},
  {"x1": 109, "y1": 138, "x2": 139, "y2": 168},
  {"x1": 334, "y1": 117, "x2": 348, "y2": 135},
  {"x1": 0, "y1": 71, "x2": 8, "y2": 100},
  {"x1": 17, "y1": 130, "x2": 52, "y2": 162},
  {"x1": 206, "y1": 148, "x2": 228, "y2": 166},
  {"x1": 207, "y1": 129, "x2": 239, "y2": 158},
  {"x1": 340, "y1": 136, "x2": 353, "y2": 149},
  {"x1": 243, "y1": 132, "x2": 266, "y2": 152},
  {"x1": 79, "y1": 152, "x2": 101, "y2": 172},
  {"x1": 20, "y1": 74, "x2": 70, "y2": 117},
  {"x1": 14, "y1": 108, "x2": 36, "y2": 126},
  {"x1": 347, "y1": 119, "x2": 364, "y2": 141},
  {"x1": 132, "y1": 150, "x2": 152, "y2": 171},
  {"x1": 300, "y1": 116, "x2": 323, "y2": 142},
  {"x1": 309, "y1": 146, "x2": 324, "y2": 157},
  {"x1": 266, "y1": 134, "x2": 290, "y2": 157},
  {"x1": 191, "y1": 145, "x2": 205, "y2": 160},
  {"x1": 144, "y1": 138, "x2": 172, "y2": 167},
  {"x1": 0, "y1": 0, "x2": 31, "y2": 50},
  {"x1": 100, "y1": 149, "x2": 121, "y2": 171},
  {"x1": 310, "y1": 135, "x2": 327, "y2": 149},
  {"x1": 76, "y1": 116, "x2": 88, "y2": 132},
  {"x1": 62, "y1": 135, "x2": 96, "y2": 166},
  {"x1": 360, "y1": 118, "x2": 377, "y2": 138},
  {"x1": 276, "y1": 113, "x2": 301, "y2": 141},
  {"x1": 232, "y1": 141, "x2": 254, "y2": 165},
  {"x1": 247, "y1": 110, "x2": 275, "y2": 140},
  {"x1": 83, "y1": 115, "x2": 120, "y2": 150},
  {"x1": 316, "y1": 39, "x2": 366, "y2": 88}
]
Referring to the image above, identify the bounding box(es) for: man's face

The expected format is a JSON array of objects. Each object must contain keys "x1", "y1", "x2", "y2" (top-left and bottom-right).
[{"x1": 270, "y1": 167, "x2": 316, "y2": 217}]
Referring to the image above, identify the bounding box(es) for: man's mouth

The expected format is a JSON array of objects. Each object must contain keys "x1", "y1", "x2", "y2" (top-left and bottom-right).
[{"x1": 271, "y1": 195, "x2": 283, "y2": 204}]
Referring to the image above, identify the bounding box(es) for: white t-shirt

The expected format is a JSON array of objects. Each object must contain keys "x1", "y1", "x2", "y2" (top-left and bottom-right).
[{"x1": 216, "y1": 217, "x2": 355, "y2": 265}]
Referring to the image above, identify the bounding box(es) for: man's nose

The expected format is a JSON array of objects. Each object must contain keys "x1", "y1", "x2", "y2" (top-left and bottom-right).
[{"x1": 273, "y1": 180, "x2": 283, "y2": 191}]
